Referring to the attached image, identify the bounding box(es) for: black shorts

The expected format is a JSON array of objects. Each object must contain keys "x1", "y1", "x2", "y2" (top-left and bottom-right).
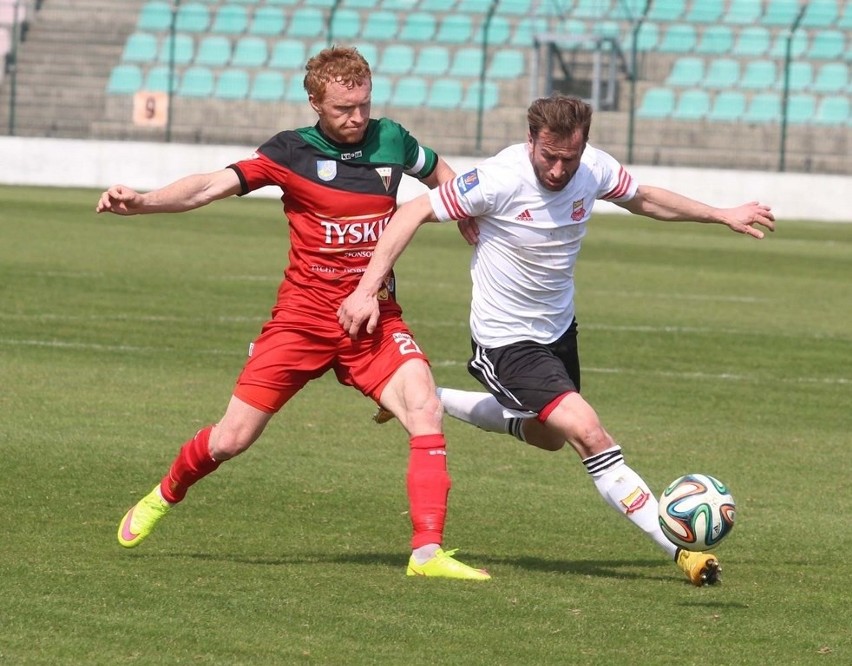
[{"x1": 467, "y1": 320, "x2": 581, "y2": 415}]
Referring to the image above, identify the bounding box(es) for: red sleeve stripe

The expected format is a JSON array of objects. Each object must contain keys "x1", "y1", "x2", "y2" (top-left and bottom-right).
[
  {"x1": 438, "y1": 181, "x2": 467, "y2": 219},
  {"x1": 602, "y1": 167, "x2": 633, "y2": 200}
]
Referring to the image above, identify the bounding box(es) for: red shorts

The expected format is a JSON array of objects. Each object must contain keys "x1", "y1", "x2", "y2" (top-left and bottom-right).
[{"x1": 233, "y1": 291, "x2": 429, "y2": 414}]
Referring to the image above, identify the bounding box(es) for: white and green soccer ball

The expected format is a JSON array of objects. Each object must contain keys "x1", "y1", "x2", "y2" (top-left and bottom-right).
[{"x1": 658, "y1": 474, "x2": 736, "y2": 551}]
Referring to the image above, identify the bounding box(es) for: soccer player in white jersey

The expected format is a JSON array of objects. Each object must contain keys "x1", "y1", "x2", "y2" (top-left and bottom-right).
[{"x1": 338, "y1": 94, "x2": 775, "y2": 586}]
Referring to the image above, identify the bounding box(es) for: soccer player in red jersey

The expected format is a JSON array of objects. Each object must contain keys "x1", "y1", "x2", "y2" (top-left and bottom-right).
[{"x1": 96, "y1": 46, "x2": 489, "y2": 580}]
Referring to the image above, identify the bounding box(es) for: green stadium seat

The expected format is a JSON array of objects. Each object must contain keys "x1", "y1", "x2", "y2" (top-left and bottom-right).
[
  {"x1": 351, "y1": 41, "x2": 378, "y2": 67},
  {"x1": 179, "y1": 65, "x2": 215, "y2": 97},
  {"x1": 330, "y1": 8, "x2": 361, "y2": 40},
  {"x1": 413, "y1": 45, "x2": 450, "y2": 76},
  {"x1": 212, "y1": 5, "x2": 248, "y2": 34},
  {"x1": 249, "y1": 70, "x2": 286, "y2": 100},
  {"x1": 801, "y1": 0, "x2": 838, "y2": 27},
  {"x1": 456, "y1": 0, "x2": 493, "y2": 12},
  {"x1": 813, "y1": 95, "x2": 849, "y2": 125},
  {"x1": 195, "y1": 35, "x2": 231, "y2": 67},
  {"x1": 672, "y1": 88, "x2": 710, "y2": 120},
  {"x1": 707, "y1": 90, "x2": 746, "y2": 122},
  {"x1": 144, "y1": 65, "x2": 179, "y2": 92},
  {"x1": 742, "y1": 91, "x2": 781, "y2": 123},
  {"x1": 769, "y1": 30, "x2": 808, "y2": 59},
  {"x1": 779, "y1": 61, "x2": 813, "y2": 92},
  {"x1": 722, "y1": 0, "x2": 762, "y2": 25},
  {"x1": 419, "y1": 0, "x2": 454, "y2": 9},
  {"x1": 732, "y1": 26, "x2": 771, "y2": 57},
  {"x1": 461, "y1": 81, "x2": 499, "y2": 111},
  {"x1": 740, "y1": 59, "x2": 776, "y2": 90},
  {"x1": 611, "y1": 0, "x2": 651, "y2": 21},
  {"x1": 427, "y1": 77, "x2": 463, "y2": 108},
  {"x1": 176, "y1": 3, "x2": 210, "y2": 32},
  {"x1": 573, "y1": 0, "x2": 613, "y2": 20},
  {"x1": 695, "y1": 25, "x2": 733, "y2": 55},
  {"x1": 487, "y1": 48, "x2": 525, "y2": 79},
  {"x1": 636, "y1": 87, "x2": 674, "y2": 119},
  {"x1": 435, "y1": 14, "x2": 472, "y2": 44},
  {"x1": 159, "y1": 33, "x2": 194, "y2": 65},
  {"x1": 106, "y1": 64, "x2": 143, "y2": 94},
  {"x1": 840, "y1": 2, "x2": 852, "y2": 29},
  {"x1": 702, "y1": 58, "x2": 740, "y2": 89},
  {"x1": 657, "y1": 23, "x2": 697, "y2": 53},
  {"x1": 287, "y1": 7, "x2": 323, "y2": 38},
  {"x1": 378, "y1": 43, "x2": 415, "y2": 74},
  {"x1": 370, "y1": 74, "x2": 392, "y2": 105},
  {"x1": 266, "y1": 0, "x2": 300, "y2": 5},
  {"x1": 626, "y1": 21, "x2": 659, "y2": 52},
  {"x1": 665, "y1": 57, "x2": 704, "y2": 87},
  {"x1": 122, "y1": 32, "x2": 158, "y2": 63},
  {"x1": 449, "y1": 46, "x2": 485, "y2": 77},
  {"x1": 807, "y1": 30, "x2": 845, "y2": 60},
  {"x1": 215, "y1": 68, "x2": 250, "y2": 99},
  {"x1": 231, "y1": 36, "x2": 267, "y2": 67},
  {"x1": 496, "y1": 0, "x2": 532, "y2": 16},
  {"x1": 342, "y1": 0, "x2": 381, "y2": 8},
  {"x1": 475, "y1": 16, "x2": 512, "y2": 46},
  {"x1": 812, "y1": 62, "x2": 848, "y2": 94},
  {"x1": 646, "y1": 0, "x2": 686, "y2": 22},
  {"x1": 390, "y1": 76, "x2": 428, "y2": 107},
  {"x1": 399, "y1": 12, "x2": 437, "y2": 42},
  {"x1": 268, "y1": 39, "x2": 305, "y2": 69},
  {"x1": 381, "y1": 0, "x2": 417, "y2": 10},
  {"x1": 305, "y1": 0, "x2": 335, "y2": 7},
  {"x1": 786, "y1": 93, "x2": 817, "y2": 124},
  {"x1": 685, "y1": 0, "x2": 723, "y2": 23},
  {"x1": 249, "y1": 6, "x2": 286, "y2": 36},
  {"x1": 592, "y1": 21, "x2": 620, "y2": 40},
  {"x1": 511, "y1": 17, "x2": 549, "y2": 47},
  {"x1": 137, "y1": 1, "x2": 172, "y2": 32},
  {"x1": 761, "y1": 0, "x2": 799, "y2": 26},
  {"x1": 285, "y1": 72, "x2": 307, "y2": 100},
  {"x1": 361, "y1": 11, "x2": 398, "y2": 41}
]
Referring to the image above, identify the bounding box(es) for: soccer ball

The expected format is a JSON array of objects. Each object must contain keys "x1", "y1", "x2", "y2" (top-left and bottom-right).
[{"x1": 658, "y1": 474, "x2": 736, "y2": 551}]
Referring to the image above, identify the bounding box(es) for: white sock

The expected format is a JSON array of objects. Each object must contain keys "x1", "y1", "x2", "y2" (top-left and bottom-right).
[
  {"x1": 437, "y1": 387, "x2": 511, "y2": 434},
  {"x1": 412, "y1": 543, "x2": 440, "y2": 564},
  {"x1": 584, "y1": 446, "x2": 677, "y2": 557}
]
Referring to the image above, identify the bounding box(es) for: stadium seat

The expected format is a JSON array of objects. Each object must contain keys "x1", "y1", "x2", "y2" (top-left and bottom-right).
[
  {"x1": 665, "y1": 57, "x2": 704, "y2": 88},
  {"x1": 672, "y1": 88, "x2": 710, "y2": 120},
  {"x1": 269, "y1": 39, "x2": 306, "y2": 69},
  {"x1": 106, "y1": 64, "x2": 143, "y2": 95},
  {"x1": 145, "y1": 65, "x2": 179, "y2": 92},
  {"x1": 179, "y1": 65, "x2": 215, "y2": 97},
  {"x1": 786, "y1": 93, "x2": 817, "y2": 124},
  {"x1": 159, "y1": 33, "x2": 194, "y2": 65},
  {"x1": 285, "y1": 72, "x2": 307, "y2": 101},
  {"x1": 231, "y1": 36, "x2": 268, "y2": 67},
  {"x1": 732, "y1": 26, "x2": 771, "y2": 57},
  {"x1": 636, "y1": 86, "x2": 675, "y2": 119},
  {"x1": 361, "y1": 11, "x2": 399, "y2": 41},
  {"x1": 707, "y1": 90, "x2": 746, "y2": 122},
  {"x1": 461, "y1": 81, "x2": 499, "y2": 111},
  {"x1": 330, "y1": 8, "x2": 361, "y2": 40},
  {"x1": 381, "y1": 0, "x2": 417, "y2": 10},
  {"x1": 305, "y1": 0, "x2": 335, "y2": 7},
  {"x1": 740, "y1": 59, "x2": 777, "y2": 90},
  {"x1": 377, "y1": 43, "x2": 415, "y2": 75},
  {"x1": 646, "y1": 0, "x2": 686, "y2": 22},
  {"x1": 812, "y1": 62, "x2": 848, "y2": 94},
  {"x1": 626, "y1": 22, "x2": 660, "y2": 52},
  {"x1": 390, "y1": 76, "x2": 428, "y2": 107},
  {"x1": 611, "y1": 0, "x2": 651, "y2": 21},
  {"x1": 266, "y1": 0, "x2": 301, "y2": 5},
  {"x1": 412, "y1": 45, "x2": 451, "y2": 76},
  {"x1": 801, "y1": 0, "x2": 838, "y2": 27},
  {"x1": 702, "y1": 58, "x2": 740, "y2": 89},
  {"x1": 511, "y1": 17, "x2": 549, "y2": 47},
  {"x1": 370, "y1": 74, "x2": 392, "y2": 105},
  {"x1": 722, "y1": 0, "x2": 762, "y2": 24},
  {"x1": 434, "y1": 14, "x2": 472, "y2": 44},
  {"x1": 176, "y1": 3, "x2": 210, "y2": 32},
  {"x1": 215, "y1": 68, "x2": 250, "y2": 99},
  {"x1": 122, "y1": 32, "x2": 158, "y2": 64},
  {"x1": 137, "y1": 1, "x2": 172, "y2": 32},
  {"x1": 695, "y1": 25, "x2": 733, "y2": 55},
  {"x1": 486, "y1": 48, "x2": 525, "y2": 79},
  {"x1": 342, "y1": 0, "x2": 381, "y2": 8},
  {"x1": 813, "y1": 95, "x2": 849, "y2": 125},
  {"x1": 474, "y1": 16, "x2": 512, "y2": 46},
  {"x1": 779, "y1": 61, "x2": 813, "y2": 92},
  {"x1": 840, "y1": 2, "x2": 852, "y2": 29},
  {"x1": 657, "y1": 23, "x2": 697, "y2": 54},
  {"x1": 249, "y1": 70, "x2": 286, "y2": 101},
  {"x1": 761, "y1": 0, "x2": 799, "y2": 26},
  {"x1": 212, "y1": 5, "x2": 249, "y2": 34},
  {"x1": 573, "y1": 0, "x2": 613, "y2": 20},
  {"x1": 350, "y1": 41, "x2": 378, "y2": 67},
  {"x1": 286, "y1": 7, "x2": 324, "y2": 38},
  {"x1": 769, "y1": 31, "x2": 808, "y2": 59},
  {"x1": 449, "y1": 47, "x2": 485, "y2": 78},
  {"x1": 685, "y1": 0, "x2": 724, "y2": 23},
  {"x1": 807, "y1": 30, "x2": 845, "y2": 60},
  {"x1": 456, "y1": 0, "x2": 492, "y2": 13},
  {"x1": 195, "y1": 35, "x2": 232, "y2": 67},
  {"x1": 742, "y1": 91, "x2": 781, "y2": 123},
  {"x1": 427, "y1": 77, "x2": 463, "y2": 108},
  {"x1": 398, "y1": 12, "x2": 437, "y2": 42},
  {"x1": 249, "y1": 6, "x2": 286, "y2": 36},
  {"x1": 496, "y1": 0, "x2": 532, "y2": 16}
]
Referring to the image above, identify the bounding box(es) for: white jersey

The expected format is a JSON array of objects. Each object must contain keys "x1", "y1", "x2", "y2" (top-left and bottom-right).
[{"x1": 428, "y1": 142, "x2": 637, "y2": 347}]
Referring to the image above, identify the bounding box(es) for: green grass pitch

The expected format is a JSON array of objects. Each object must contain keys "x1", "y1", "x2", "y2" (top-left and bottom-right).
[{"x1": 1, "y1": 185, "x2": 850, "y2": 664}]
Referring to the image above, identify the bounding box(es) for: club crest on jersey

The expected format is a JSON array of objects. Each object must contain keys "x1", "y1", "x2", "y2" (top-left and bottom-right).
[
  {"x1": 571, "y1": 199, "x2": 586, "y2": 221},
  {"x1": 376, "y1": 167, "x2": 393, "y2": 192},
  {"x1": 456, "y1": 169, "x2": 480, "y2": 194},
  {"x1": 317, "y1": 160, "x2": 337, "y2": 182},
  {"x1": 620, "y1": 487, "x2": 650, "y2": 515}
]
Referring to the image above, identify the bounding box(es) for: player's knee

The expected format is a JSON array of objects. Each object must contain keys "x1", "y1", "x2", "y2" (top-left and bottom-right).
[{"x1": 209, "y1": 425, "x2": 258, "y2": 461}]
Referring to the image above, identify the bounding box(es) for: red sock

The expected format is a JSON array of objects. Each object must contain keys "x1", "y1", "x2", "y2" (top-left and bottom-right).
[
  {"x1": 159, "y1": 425, "x2": 222, "y2": 503},
  {"x1": 407, "y1": 434, "x2": 451, "y2": 549}
]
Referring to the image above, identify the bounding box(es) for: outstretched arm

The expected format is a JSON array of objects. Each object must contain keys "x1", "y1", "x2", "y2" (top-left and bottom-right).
[
  {"x1": 617, "y1": 185, "x2": 775, "y2": 239},
  {"x1": 95, "y1": 168, "x2": 243, "y2": 216},
  {"x1": 337, "y1": 194, "x2": 437, "y2": 338}
]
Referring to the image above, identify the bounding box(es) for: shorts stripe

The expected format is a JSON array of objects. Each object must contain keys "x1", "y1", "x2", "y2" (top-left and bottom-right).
[{"x1": 470, "y1": 345, "x2": 524, "y2": 408}]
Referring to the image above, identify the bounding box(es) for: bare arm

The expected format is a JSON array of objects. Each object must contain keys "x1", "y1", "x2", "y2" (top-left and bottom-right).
[
  {"x1": 617, "y1": 184, "x2": 775, "y2": 239},
  {"x1": 337, "y1": 194, "x2": 437, "y2": 338},
  {"x1": 95, "y1": 168, "x2": 243, "y2": 215}
]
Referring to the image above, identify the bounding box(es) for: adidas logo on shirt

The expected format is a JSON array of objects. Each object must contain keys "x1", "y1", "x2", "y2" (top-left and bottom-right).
[{"x1": 515, "y1": 209, "x2": 533, "y2": 221}]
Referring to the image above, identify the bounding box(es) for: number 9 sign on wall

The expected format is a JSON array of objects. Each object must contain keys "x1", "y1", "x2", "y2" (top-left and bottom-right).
[{"x1": 132, "y1": 91, "x2": 168, "y2": 128}]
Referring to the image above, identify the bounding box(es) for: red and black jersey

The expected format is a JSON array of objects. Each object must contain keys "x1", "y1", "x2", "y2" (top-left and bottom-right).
[{"x1": 229, "y1": 118, "x2": 438, "y2": 315}]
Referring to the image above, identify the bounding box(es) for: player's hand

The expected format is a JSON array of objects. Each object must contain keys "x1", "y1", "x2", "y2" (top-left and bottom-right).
[
  {"x1": 95, "y1": 185, "x2": 143, "y2": 215},
  {"x1": 725, "y1": 202, "x2": 776, "y2": 239},
  {"x1": 457, "y1": 217, "x2": 479, "y2": 245},
  {"x1": 337, "y1": 290, "x2": 380, "y2": 339}
]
